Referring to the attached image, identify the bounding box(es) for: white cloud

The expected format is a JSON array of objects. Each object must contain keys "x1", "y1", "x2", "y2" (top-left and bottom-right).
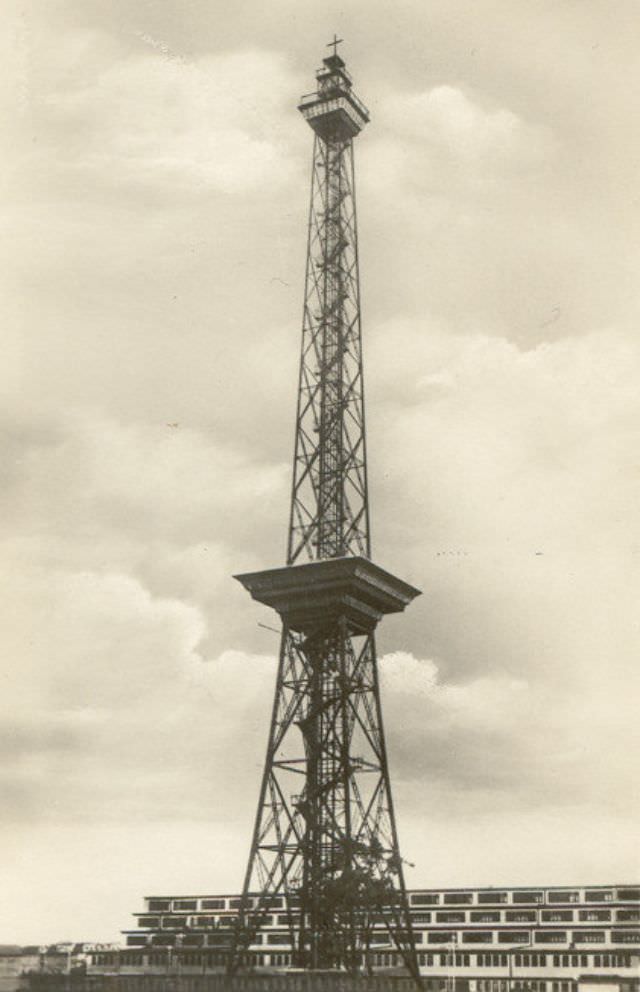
[
  {"x1": 22, "y1": 45, "x2": 301, "y2": 196},
  {"x1": 371, "y1": 323, "x2": 640, "y2": 555},
  {"x1": 4, "y1": 413, "x2": 286, "y2": 545},
  {"x1": 363, "y1": 84, "x2": 553, "y2": 202},
  {"x1": 393, "y1": 85, "x2": 540, "y2": 164},
  {"x1": 0, "y1": 560, "x2": 278, "y2": 824}
]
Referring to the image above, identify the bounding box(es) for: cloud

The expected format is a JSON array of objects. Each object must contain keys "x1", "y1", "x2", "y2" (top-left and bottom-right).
[
  {"x1": 366, "y1": 324, "x2": 640, "y2": 841},
  {"x1": 19, "y1": 42, "x2": 301, "y2": 198},
  {"x1": 0, "y1": 559, "x2": 278, "y2": 826},
  {"x1": 371, "y1": 323, "x2": 640, "y2": 557},
  {"x1": 379, "y1": 648, "x2": 638, "y2": 816},
  {"x1": 383, "y1": 85, "x2": 552, "y2": 173}
]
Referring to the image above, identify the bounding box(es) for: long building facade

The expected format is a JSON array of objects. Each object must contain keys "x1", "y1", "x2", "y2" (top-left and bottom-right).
[{"x1": 87, "y1": 884, "x2": 640, "y2": 990}]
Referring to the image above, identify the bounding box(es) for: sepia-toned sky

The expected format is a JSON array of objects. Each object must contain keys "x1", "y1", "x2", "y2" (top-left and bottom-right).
[{"x1": 2, "y1": 0, "x2": 639, "y2": 944}]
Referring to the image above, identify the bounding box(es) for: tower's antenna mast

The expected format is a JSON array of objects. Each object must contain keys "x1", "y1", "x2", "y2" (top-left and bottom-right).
[{"x1": 228, "y1": 42, "x2": 422, "y2": 983}]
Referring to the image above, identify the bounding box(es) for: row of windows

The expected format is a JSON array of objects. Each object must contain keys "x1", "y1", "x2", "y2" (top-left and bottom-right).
[
  {"x1": 128, "y1": 929, "x2": 639, "y2": 951},
  {"x1": 146, "y1": 897, "x2": 287, "y2": 914},
  {"x1": 136, "y1": 912, "x2": 640, "y2": 936},
  {"x1": 146, "y1": 890, "x2": 640, "y2": 917},
  {"x1": 142, "y1": 912, "x2": 335, "y2": 931},
  {"x1": 408, "y1": 909, "x2": 638, "y2": 924},
  {"x1": 136, "y1": 910, "x2": 640, "y2": 934},
  {"x1": 416, "y1": 952, "x2": 633, "y2": 970},
  {"x1": 477, "y1": 985, "x2": 571, "y2": 992},
  {"x1": 424, "y1": 930, "x2": 618, "y2": 945},
  {"x1": 110, "y1": 948, "x2": 638, "y2": 970},
  {"x1": 477, "y1": 983, "x2": 550, "y2": 992},
  {"x1": 411, "y1": 889, "x2": 640, "y2": 908}
]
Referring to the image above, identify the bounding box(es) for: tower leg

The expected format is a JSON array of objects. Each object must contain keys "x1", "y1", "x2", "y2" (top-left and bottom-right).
[{"x1": 228, "y1": 623, "x2": 422, "y2": 984}]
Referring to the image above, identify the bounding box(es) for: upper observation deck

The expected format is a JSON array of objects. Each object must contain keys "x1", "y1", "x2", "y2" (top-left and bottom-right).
[{"x1": 298, "y1": 53, "x2": 370, "y2": 141}]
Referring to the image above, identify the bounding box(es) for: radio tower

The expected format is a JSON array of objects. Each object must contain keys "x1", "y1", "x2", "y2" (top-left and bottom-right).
[{"x1": 229, "y1": 40, "x2": 422, "y2": 982}]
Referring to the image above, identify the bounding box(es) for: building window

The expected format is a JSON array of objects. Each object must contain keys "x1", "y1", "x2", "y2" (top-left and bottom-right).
[
  {"x1": 513, "y1": 892, "x2": 543, "y2": 904},
  {"x1": 585, "y1": 891, "x2": 613, "y2": 902},
  {"x1": 506, "y1": 911, "x2": 537, "y2": 922},
  {"x1": 266, "y1": 934, "x2": 290, "y2": 946},
  {"x1": 573, "y1": 932, "x2": 605, "y2": 944},
  {"x1": 579, "y1": 910, "x2": 611, "y2": 922},
  {"x1": 148, "y1": 900, "x2": 171, "y2": 912},
  {"x1": 548, "y1": 892, "x2": 579, "y2": 904},
  {"x1": 369, "y1": 933, "x2": 390, "y2": 945},
  {"x1": 428, "y1": 933, "x2": 456, "y2": 944},
  {"x1": 173, "y1": 900, "x2": 197, "y2": 911},
  {"x1": 413, "y1": 894, "x2": 440, "y2": 906},
  {"x1": 462, "y1": 932, "x2": 493, "y2": 944},
  {"x1": 497, "y1": 932, "x2": 529, "y2": 944},
  {"x1": 264, "y1": 897, "x2": 284, "y2": 909},
  {"x1": 412, "y1": 913, "x2": 432, "y2": 923},
  {"x1": 471, "y1": 912, "x2": 501, "y2": 923},
  {"x1": 182, "y1": 936, "x2": 204, "y2": 947},
  {"x1": 444, "y1": 893, "x2": 474, "y2": 905},
  {"x1": 137, "y1": 917, "x2": 159, "y2": 928},
  {"x1": 436, "y1": 912, "x2": 466, "y2": 923},
  {"x1": 617, "y1": 910, "x2": 640, "y2": 921},
  {"x1": 478, "y1": 892, "x2": 508, "y2": 905},
  {"x1": 534, "y1": 932, "x2": 567, "y2": 944},
  {"x1": 611, "y1": 930, "x2": 640, "y2": 944},
  {"x1": 200, "y1": 900, "x2": 225, "y2": 911},
  {"x1": 206, "y1": 934, "x2": 230, "y2": 947},
  {"x1": 617, "y1": 889, "x2": 640, "y2": 901},
  {"x1": 542, "y1": 912, "x2": 573, "y2": 922}
]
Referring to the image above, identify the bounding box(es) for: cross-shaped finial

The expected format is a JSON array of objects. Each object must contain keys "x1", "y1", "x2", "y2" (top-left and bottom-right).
[{"x1": 327, "y1": 34, "x2": 343, "y2": 57}]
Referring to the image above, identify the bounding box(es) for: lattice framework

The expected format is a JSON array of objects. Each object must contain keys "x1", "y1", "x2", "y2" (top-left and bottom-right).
[{"x1": 229, "y1": 48, "x2": 421, "y2": 985}]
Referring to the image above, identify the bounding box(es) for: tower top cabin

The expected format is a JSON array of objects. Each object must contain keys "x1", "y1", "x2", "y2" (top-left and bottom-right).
[{"x1": 298, "y1": 52, "x2": 370, "y2": 141}]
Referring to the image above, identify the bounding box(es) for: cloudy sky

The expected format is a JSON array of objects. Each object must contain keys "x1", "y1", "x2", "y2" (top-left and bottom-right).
[{"x1": 2, "y1": 0, "x2": 639, "y2": 945}]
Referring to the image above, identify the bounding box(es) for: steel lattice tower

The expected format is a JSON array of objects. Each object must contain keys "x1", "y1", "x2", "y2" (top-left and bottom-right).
[{"x1": 229, "y1": 43, "x2": 422, "y2": 982}]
